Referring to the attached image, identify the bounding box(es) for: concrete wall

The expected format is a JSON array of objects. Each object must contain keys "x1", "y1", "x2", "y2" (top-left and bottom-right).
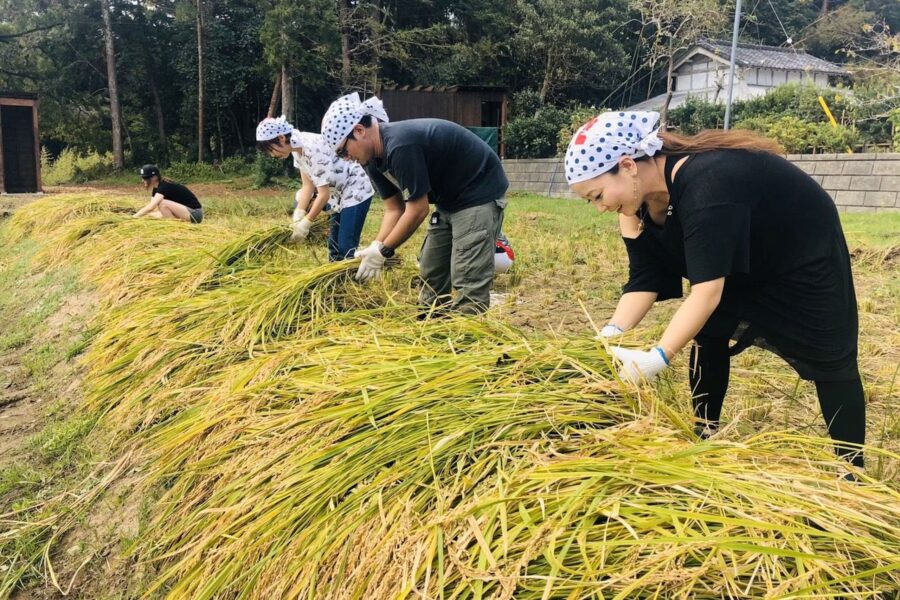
[{"x1": 503, "y1": 153, "x2": 900, "y2": 212}]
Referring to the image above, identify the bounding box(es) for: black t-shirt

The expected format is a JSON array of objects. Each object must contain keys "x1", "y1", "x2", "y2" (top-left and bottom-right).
[
  {"x1": 152, "y1": 180, "x2": 201, "y2": 209},
  {"x1": 623, "y1": 150, "x2": 858, "y2": 381},
  {"x1": 364, "y1": 119, "x2": 509, "y2": 212}
]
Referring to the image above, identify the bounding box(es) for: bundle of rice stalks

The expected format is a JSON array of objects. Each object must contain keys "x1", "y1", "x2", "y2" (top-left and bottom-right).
[
  {"x1": 211, "y1": 221, "x2": 331, "y2": 279},
  {"x1": 215, "y1": 225, "x2": 296, "y2": 269},
  {"x1": 5, "y1": 194, "x2": 136, "y2": 242},
  {"x1": 6, "y1": 193, "x2": 899, "y2": 599},
  {"x1": 80, "y1": 264, "x2": 417, "y2": 437},
  {"x1": 61, "y1": 218, "x2": 233, "y2": 303},
  {"x1": 26, "y1": 215, "x2": 239, "y2": 307},
  {"x1": 108, "y1": 324, "x2": 899, "y2": 599}
]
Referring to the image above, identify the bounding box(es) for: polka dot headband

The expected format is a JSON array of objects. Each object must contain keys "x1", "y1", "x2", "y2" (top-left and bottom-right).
[
  {"x1": 320, "y1": 93, "x2": 390, "y2": 151},
  {"x1": 291, "y1": 131, "x2": 322, "y2": 152},
  {"x1": 256, "y1": 115, "x2": 294, "y2": 142},
  {"x1": 565, "y1": 111, "x2": 663, "y2": 184}
]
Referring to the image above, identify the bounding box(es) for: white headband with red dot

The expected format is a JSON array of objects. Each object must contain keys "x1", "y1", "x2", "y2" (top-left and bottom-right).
[{"x1": 565, "y1": 111, "x2": 663, "y2": 184}]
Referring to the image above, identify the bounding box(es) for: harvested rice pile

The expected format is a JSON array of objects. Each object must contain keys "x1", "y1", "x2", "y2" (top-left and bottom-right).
[{"x1": 1, "y1": 195, "x2": 898, "y2": 599}]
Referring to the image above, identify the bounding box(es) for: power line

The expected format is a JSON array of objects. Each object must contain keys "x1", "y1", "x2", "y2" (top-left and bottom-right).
[{"x1": 765, "y1": 0, "x2": 795, "y2": 49}]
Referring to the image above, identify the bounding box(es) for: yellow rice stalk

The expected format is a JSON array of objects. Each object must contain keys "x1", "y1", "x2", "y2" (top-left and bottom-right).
[
  {"x1": 123, "y1": 328, "x2": 900, "y2": 599},
  {"x1": 5, "y1": 193, "x2": 136, "y2": 242},
  {"x1": 3, "y1": 193, "x2": 899, "y2": 599},
  {"x1": 211, "y1": 222, "x2": 330, "y2": 279}
]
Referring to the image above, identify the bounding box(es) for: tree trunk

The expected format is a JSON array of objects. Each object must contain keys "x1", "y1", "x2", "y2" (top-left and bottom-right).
[
  {"x1": 197, "y1": 0, "x2": 206, "y2": 163},
  {"x1": 216, "y1": 105, "x2": 224, "y2": 162},
  {"x1": 820, "y1": 0, "x2": 829, "y2": 16},
  {"x1": 148, "y1": 72, "x2": 167, "y2": 159},
  {"x1": 281, "y1": 63, "x2": 293, "y2": 124},
  {"x1": 368, "y1": 0, "x2": 381, "y2": 94},
  {"x1": 539, "y1": 49, "x2": 552, "y2": 104},
  {"x1": 660, "y1": 52, "x2": 675, "y2": 127},
  {"x1": 267, "y1": 71, "x2": 281, "y2": 117},
  {"x1": 339, "y1": 0, "x2": 351, "y2": 89},
  {"x1": 100, "y1": 0, "x2": 124, "y2": 170},
  {"x1": 229, "y1": 107, "x2": 244, "y2": 155}
]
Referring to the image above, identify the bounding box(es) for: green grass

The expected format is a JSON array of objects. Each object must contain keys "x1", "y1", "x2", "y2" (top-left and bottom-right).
[
  {"x1": 28, "y1": 414, "x2": 96, "y2": 463},
  {"x1": 0, "y1": 464, "x2": 43, "y2": 498},
  {"x1": 0, "y1": 259, "x2": 80, "y2": 351}
]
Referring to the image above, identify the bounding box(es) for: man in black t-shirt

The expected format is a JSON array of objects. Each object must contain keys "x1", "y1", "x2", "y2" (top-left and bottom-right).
[
  {"x1": 135, "y1": 164, "x2": 204, "y2": 223},
  {"x1": 321, "y1": 94, "x2": 508, "y2": 315}
]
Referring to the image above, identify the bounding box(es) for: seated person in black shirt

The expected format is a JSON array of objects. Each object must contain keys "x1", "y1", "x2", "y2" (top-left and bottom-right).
[{"x1": 135, "y1": 164, "x2": 204, "y2": 223}]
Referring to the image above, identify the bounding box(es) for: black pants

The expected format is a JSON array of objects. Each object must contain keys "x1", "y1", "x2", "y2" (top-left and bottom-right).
[{"x1": 689, "y1": 334, "x2": 866, "y2": 468}]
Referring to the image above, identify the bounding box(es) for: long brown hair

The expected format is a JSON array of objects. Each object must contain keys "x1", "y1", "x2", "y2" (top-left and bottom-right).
[{"x1": 659, "y1": 129, "x2": 783, "y2": 155}]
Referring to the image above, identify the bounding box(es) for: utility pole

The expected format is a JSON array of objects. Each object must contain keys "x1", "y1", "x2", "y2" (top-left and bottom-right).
[{"x1": 724, "y1": 0, "x2": 742, "y2": 130}]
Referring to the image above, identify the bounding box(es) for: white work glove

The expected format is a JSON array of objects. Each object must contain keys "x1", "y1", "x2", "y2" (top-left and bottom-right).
[
  {"x1": 610, "y1": 346, "x2": 669, "y2": 384},
  {"x1": 355, "y1": 241, "x2": 386, "y2": 283},
  {"x1": 292, "y1": 207, "x2": 307, "y2": 223},
  {"x1": 595, "y1": 323, "x2": 624, "y2": 340},
  {"x1": 291, "y1": 217, "x2": 313, "y2": 241}
]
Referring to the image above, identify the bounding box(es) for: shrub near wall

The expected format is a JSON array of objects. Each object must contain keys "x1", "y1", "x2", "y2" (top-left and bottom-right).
[
  {"x1": 667, "y1": 84, "x2": 892, "y2": 153},
  {"x1": 736, "y1": 116, "x2": 859, "y2": 153},
  {"x1": 505, "y1": 106, "x2": 570, "y2": 158},
  {"x1": 40, "y1": 148, "x2": 116, "y2": 185}
]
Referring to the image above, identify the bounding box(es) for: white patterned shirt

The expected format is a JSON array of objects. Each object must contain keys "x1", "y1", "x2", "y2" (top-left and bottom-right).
[{"x1": 290, "y1": 130, "x2": 373, "y2": 211}]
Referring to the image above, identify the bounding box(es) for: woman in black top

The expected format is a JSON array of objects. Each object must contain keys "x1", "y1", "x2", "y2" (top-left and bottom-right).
[
  {"x1": 135, "y1": 164, "x2": 204, "y2": 223},
  {"x1": 565, "y1": 111, "x2": 864, "y2": 469}
]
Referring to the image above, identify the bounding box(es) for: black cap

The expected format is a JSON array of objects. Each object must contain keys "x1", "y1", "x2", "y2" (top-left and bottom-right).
[{"x1": 140, "y1": 164, "x2": 161, "y2": 180}]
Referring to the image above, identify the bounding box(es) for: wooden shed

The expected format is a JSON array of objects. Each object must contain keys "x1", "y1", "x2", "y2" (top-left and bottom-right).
[
  {"x1": 0, "y1": 92, "x2": 42, "y2": 194},
  {"x1": 376, "y1": 85, "x2": 508, "y2": 156}
]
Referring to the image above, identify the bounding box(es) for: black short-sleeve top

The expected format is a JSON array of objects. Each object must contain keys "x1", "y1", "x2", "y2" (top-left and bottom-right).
[
  {"x1": 623, "y1": 149, "x2": 858, "y2": 380},
  {"x1": 364, "y1": 119, "x2": 509, "y2": 213},
  {"x1": 153, "y1": 180, "x2": 202, "y2": 210}
]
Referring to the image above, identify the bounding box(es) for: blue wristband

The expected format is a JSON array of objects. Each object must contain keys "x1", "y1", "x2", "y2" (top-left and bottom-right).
[{"x1": 654, "y1": 346, "x2": 670, "y2": 365}]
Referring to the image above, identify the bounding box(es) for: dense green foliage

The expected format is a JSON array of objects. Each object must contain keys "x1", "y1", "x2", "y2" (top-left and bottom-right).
[
  {"x1": 0, "y1": 0, "x2": 896, "y2": 164},
  {"x1": 667, "y1": 83, "x2": 896, "y2": 153}
]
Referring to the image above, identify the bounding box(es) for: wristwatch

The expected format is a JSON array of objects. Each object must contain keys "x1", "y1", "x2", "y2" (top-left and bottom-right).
[{"x1": 379, "y1": 245, "x2": 395, "y2": 258}]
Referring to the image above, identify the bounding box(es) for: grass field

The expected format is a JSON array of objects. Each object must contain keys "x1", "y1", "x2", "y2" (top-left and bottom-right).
[{"x1": 0, "y1": 183, "x2": 898, "y2": 599}]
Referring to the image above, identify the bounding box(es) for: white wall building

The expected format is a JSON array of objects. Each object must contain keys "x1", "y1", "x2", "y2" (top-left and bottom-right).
[{"x1": 625, "y1": 39, "x2": 849, "y2": 112}]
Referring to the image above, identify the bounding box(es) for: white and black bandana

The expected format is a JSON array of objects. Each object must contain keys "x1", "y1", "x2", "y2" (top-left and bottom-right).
[
  {"x1": 565, "y1": 111, "x2": 663, "y2": 184},
  {"x1": 320, "y1": 93, "x2": 390, "y2": 151},
  {"x1": 256, "y1": 115, "x2": 294, "y2": 142}
]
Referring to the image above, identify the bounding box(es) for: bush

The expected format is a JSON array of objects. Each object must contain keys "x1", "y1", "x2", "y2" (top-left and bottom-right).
[
  {"x1": 667, "y1": 98, "x2": 725, "y2": 134},
  {"x1": 735, "y1": 115, "x2": 858, "y2": 153},
  {"x1": 219, "y1": 155, "x2": 253, "y2": 177},
  {"x1": 556, "y1": 106, "x2": 602, "y2": 157},
  {"x1": 164, "y1": 157, "x2": 252, "y2": 182},
  {"x1": 505, "y1": 106, "x2": 569, "y2": 159},
  {"x1": 665, "y1": 83, "x2": 873, "y2": 153},
  {"x1": 889, "y1": 107, "x2": 900, "y2": 152},
  {"x1": 253, "y1": 152, "x2": 286, "y2": 188},
  {"x1": 41, "y1": 148, "x2": 115, "y2": 185},
  {"x1": 504, "y1": 92, "x2": 603, "y2": 159},
  {"x1": 736, "y1": 83, "x2": 853, "y2": 123},
  {"x1": 164, "y1": 161, "x2": 219, "y2": 181}
]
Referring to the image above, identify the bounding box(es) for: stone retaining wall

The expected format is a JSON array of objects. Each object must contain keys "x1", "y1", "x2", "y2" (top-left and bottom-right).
[{"x1": 503, "y1": 153, "x2": 900, "y2": 212}]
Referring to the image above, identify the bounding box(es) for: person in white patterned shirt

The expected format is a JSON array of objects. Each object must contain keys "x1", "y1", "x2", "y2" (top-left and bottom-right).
[{"x1": 256, "y1": 116, "x2": 373, "y2": 260}]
